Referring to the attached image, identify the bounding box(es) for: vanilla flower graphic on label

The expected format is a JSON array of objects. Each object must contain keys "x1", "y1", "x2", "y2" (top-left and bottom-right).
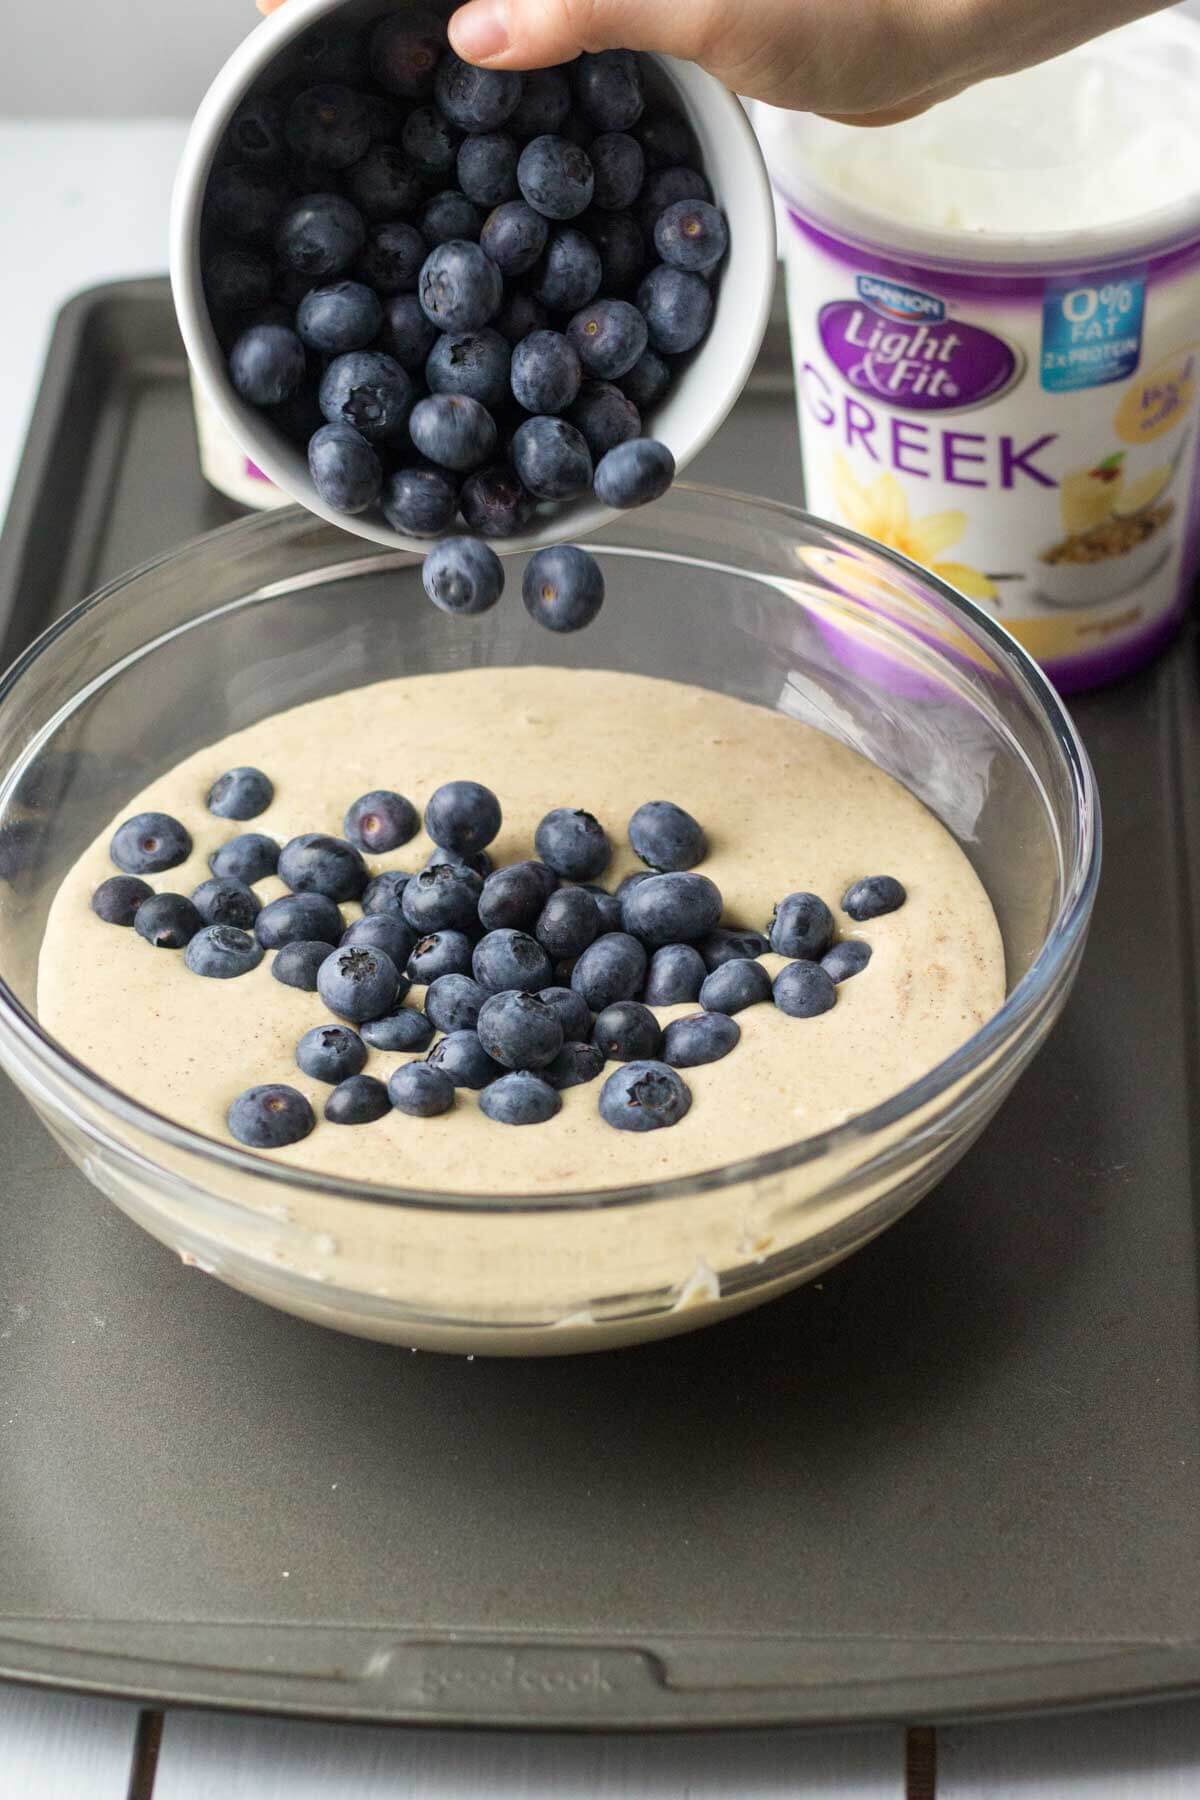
[{"x1": 833, "y1": 457, "x2": 998, "y2": 602}]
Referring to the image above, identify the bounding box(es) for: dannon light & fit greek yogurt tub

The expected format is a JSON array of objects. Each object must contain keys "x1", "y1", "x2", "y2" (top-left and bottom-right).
[{"x1": 759, "y1": 12, "x2": 1200, "y2": 690}]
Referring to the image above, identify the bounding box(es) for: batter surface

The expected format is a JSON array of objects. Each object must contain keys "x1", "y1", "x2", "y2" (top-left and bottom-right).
[{"x1": 38, "y1": 669, "x2": 1005, "y2": 1196}]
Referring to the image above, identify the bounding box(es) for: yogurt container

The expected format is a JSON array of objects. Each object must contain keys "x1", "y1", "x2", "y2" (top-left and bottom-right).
[{"x1": 759, "y1": 13, "x2": 1200, "y2": 691}]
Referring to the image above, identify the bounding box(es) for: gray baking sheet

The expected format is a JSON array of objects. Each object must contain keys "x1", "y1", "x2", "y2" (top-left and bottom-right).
[{"x1": 0, "y1": 279, "x2": 1197, "y2": 1728}]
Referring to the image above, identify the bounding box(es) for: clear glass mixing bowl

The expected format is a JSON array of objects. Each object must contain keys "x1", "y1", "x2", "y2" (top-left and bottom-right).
[{"x1": 0, "y1": 488, "x2": 1099, "y2": 1354}]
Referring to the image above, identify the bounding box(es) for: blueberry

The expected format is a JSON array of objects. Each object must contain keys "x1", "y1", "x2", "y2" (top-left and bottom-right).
[
  {"x1": 773, "y1": 958, "x2": 838, "y2": 1019},
  {"x1": 226, "y1": 95, "x2": 285, "y2": 165},
  {"x1": 405, "y1": 929, "x2": 473, "y2": 984},
  {"x1": 229, "y1": 323, "x2": 306, "y2": 406},
  {"x1": 435, "y1": 53, "x2": 523, "y2": 134},
  {"x1": 357, "y1": 222, "x2": 425, "y2": 299},
  {"x1": 593, "y1": 1000, "x2": 662, "y2": 1062},
  {"x1": 473, "y1": 928, "x2": 553, "y2": 994},
  {"x1": 532, "y1": 229, "x2": 602, "y2": 312},
  {"x1": 206, "y1": 163, "x2": 288, "y2": 245},
  {"x1": 91, "y1": 875, "x2": 153, "y2": 926},
  {"x1": 699, "y1": 959, "x2": 772, "y2": 1016},
  {"x1": 478, "y1": 861, "x2": 558, "y2": 931},
  {"x1": 308, "y1": 422, "x2": 383, "y2": 513},
  {"x1": 427, "y1": 327, "x2": 511, "y2": 408},
  {"x1": 638, "y1": 166, "x2": 711, "y2": 234},
  {"x1": 511, "y1": 416, "x2": 593, "y2": 500},
  {"x1": 425, "y1": 780, "x2": 502, "y2": 856},
  {"x1": 275, "y1": 193, "x2": 366, "y2": 276},
  {"x1": 535, "y1": 806, "x2": 610, "y2": 881},
  {"x1": 205, "y1": 247, "x2": 274, "y2": 316},
  {"x1": 842, "y1": 876, "x2": 907, "y2": 921},
  {"x1": 453, "y1": 133, "x2": 517, "y2": 208},
  {"x1": 461, "y1": 465, "x2": 536, "y2": 538},
  {"x1": 319, "y1": 350, "x2": 412, "y2": 442},
  {"x1": 409, "y1": 393, "x2": 498, "y2": 471},
  {"x1": 402, "y1": 862, "x2": 484, "y2": 934},
  {"x1": 616, "y1": 869, "x2": 655, "y2": 898},
  {"x1": 543, "y1": 1040, "x2": 605, "y2": 1090},
  {"x1": 599, "y1": 1060, "x2": 691, "y2": 1132},
  {"x1": 620, "y1": 349, "x2": 672, "y2": 411},
  {"x1": 523, "y1": 545, "x2": 605, "y2": 633},
  {"x1": 422, "y1": 972, "x2": 489, "y2": 1029},
  {"x1": 266, "y1": 372, "x2": 325, "y2": 438},
  {"x1": 134, "y1": 892, "x2": 203, "y2": 949},
  {"x1": 325, "y1": 1073, "x2": 391, "y2": 1125},
  {"x1": 341, "y1": 914, "x2": 416, "y2": 971},
  {"x1": 206, "y1": 765, "x2": 273, "y2": 821},
  {"x1": 571, "y1": 932, "x2": 647, "y2": 1010},
  {"x1": 111, "y1": 811, "x2": 191, "y2": 875},
  {"x1": 422, "y1": 536, "x2": 505, "y2": 615},
  {"x1": 508, "y1": 329, "x2": 578, "y2": 414},
  {"x1": 595, "y1": 437, "x2": 676, "y2": 511},
  {"x1": 538, "y1": 985, "x2": 593, "y2": 1042},
  {"x1": 418, "y1": 239, "x2": 504, "y2": 334},
  {"x1": 426, "y1": 1029, "x2": 504, "y2": 1090},
  {"x1": 655, "y1": 198, "x2": 728, "y2": 276},
  {"x1": 279, "y1": 833, "x2": 367, "y2": 903},
  {"x1": 480, "y1": 201, "x2": 549, "y2": 278},
  {"x1": 642, "y1": 942, "x2": 706, "y2": 1006},
  {"x1": 517, "y1": 135, "x2": 595, "y2": 221},
  {"x1": 317, "y1": 943, "x2": 402, "y2": 1022},
  {"x1": 698, "y1": 927, "x2": 770, "y2": 971},
  {"x1": 510, "y1": 69, "x2": 573, "y2": 139},
  {"x1": 476, "y1": 990, "x2": 564, "y2": 1071},
  {"x1": 582, "y1": 210, "x2": 646, "y2": 296},
  {"x1": 419, "y1": 188, "x2": 484, "y2": 246},
  {"x1": 479, "y1": 1070, "x2": 561, "y2": 1126},
  {"x1": 535, "y1": 885, "x2": 600, "y2": 959},
  {"x1": 568, "y1": 381, "x2": 640, "y2": 461},
  {"x1": 369, "y1": 10, "x2": 445, "y2": 98},
  {"x1": 228, "y1": 1084, "x2": 315, "y2": 1149},
  {"x1": 286, "y1": 85, "x2": 371, "y2": 170},
  {"x1": 662, "y1": 1011, "x2": 740, "y2": 1067},
  {"x1": 635, "y1": 112, "x2": 699, "y2": 172},
  {"x1": 209, "y1": 832, "x2": 279, "y2": 885},
  {"x1": 381, "y1": 466, "x2": 456, "y2": 536},
  {"x1": 343, "y1": 789, "x2": 419, "y2": 853},
  {"x1": 587, "y1": 135, "x2": 644, "y2": 214},
  {"x1": 298, "y1": 1024, "x2": 368, "y2": 1090},
  {"x1": 388, "y1": 1060, "x2": 456, "y2": 1116},
  {"x1": 628, "y1": 800, "x2": 706, "y2": 872},
  {"x1": 575, "y1": 51, "x2": 644, "y2": 131},
  {"x1": 272, "y1": 939, "x2": 335, "y2": 990},
  {"x1": 286, "y1": 25, "x2": 368, "y2": 83},
  {"x1": 297, "y1": 279, "x2": 382, "y2": 352},
  {"x1": 621, "y1": 872, "x2": 722, "y2": 946},
  {"x1": 191, "y1": 877, "x2": 261, "y2": 930},
  {"x1": 255, "y1": 891, "x2": 343, "y2": 949},
  {"x1": 638, "y1": 265, "x2": 713, "y2": 355},
  {"x1": 768, "y1": 892, "x2": 835, "y2": 961},
  {"x1": 362, "y1": 869, "x2": 412, "y2": 916},
  {"x1": 570, "y1": 301, "x2": 649, "y2": 385},
  {"x1": 379, "y1": 291, "x2": 440, "y2": 371},
  {"x1": 822, "y1": 939, "x2": 873, "y2": 984},
  {"x1": 362, "y1": 1006, "x2": 436, "y2": 1052},
  {"x1": 583, "y1": 886, "x2": 624, "y2": 933},
  {"x1": 184, "y1": 922, "x2": 264, "y2": 979}
]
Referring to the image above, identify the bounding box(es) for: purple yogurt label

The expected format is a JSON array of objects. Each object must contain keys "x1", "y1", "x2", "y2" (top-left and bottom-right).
[{"x1": 818, "y1": 295, "x2": 1023, "y2": 412}]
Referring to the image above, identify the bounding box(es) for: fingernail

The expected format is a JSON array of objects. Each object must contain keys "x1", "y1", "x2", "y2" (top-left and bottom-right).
[{"x1": 449, "y1": 0, "x2": 510, "y2": 62}]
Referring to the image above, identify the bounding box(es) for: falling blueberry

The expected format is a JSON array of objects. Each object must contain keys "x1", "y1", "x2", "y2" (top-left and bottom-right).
[
  {"x1": 594, "y1": 438, "x2": 675, "y2": 509},
  {"x1": 523, "y1": 545, "x2": 605, "y2": 633},
  {"x1": 422, "y1": 537, "x2": 505, "y2": 615},
  {"x1": 308, "y1": 422, "x2": 383, "y2": 513}
]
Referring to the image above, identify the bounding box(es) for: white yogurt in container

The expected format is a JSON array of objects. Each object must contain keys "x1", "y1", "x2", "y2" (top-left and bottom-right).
[{"x1": 759, "y1": 12, "x2": 1200, "y2": 691}]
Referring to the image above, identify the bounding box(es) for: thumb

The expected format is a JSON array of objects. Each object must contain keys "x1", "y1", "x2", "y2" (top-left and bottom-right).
[{"x1": 447, "y1": 0, "x2": 716, "y2": 70}]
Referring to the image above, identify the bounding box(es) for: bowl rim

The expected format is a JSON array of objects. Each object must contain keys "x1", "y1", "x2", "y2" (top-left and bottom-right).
[
  {"x1": 0, "y1": 484, "x2": 1101, "y2": 1216},
  {"x1": 168, "y1": 0, "x2": 779, "y2": 558}
]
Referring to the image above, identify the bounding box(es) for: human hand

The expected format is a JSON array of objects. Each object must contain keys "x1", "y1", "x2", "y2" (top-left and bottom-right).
[{"x1": 255, "y1": 0, "x2": 1170, "y2": 124}]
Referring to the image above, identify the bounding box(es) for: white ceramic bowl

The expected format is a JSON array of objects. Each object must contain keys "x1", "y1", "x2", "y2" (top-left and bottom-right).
[{"x1": 169, "y1": 0, "x2": 777, "y2": 555}]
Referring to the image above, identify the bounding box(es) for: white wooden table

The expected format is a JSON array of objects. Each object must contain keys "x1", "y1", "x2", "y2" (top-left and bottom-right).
[{"x1": 3, "y1": 117, "x2": 1199, "y2": 1797}]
